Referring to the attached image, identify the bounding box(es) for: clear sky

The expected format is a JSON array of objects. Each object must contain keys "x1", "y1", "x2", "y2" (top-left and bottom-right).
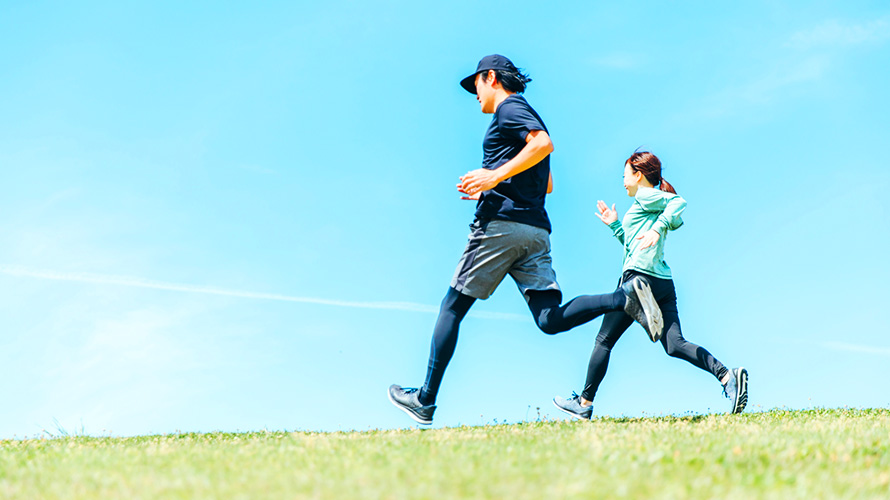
[{"x1": 1, "y1": 1, "x2": 888, "y2": 438}]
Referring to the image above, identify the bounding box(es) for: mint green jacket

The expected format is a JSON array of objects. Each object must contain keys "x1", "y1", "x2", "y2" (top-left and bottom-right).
[{"x1": 607, "y1": 186, "x2": 686, "y2": 279}]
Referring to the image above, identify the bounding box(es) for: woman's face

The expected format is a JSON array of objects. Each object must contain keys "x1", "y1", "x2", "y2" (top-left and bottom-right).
[{"x1": 623, "y1": 161, "x2": 643, "y2": 197}]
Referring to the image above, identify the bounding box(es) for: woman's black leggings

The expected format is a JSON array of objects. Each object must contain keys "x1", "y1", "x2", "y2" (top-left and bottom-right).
[
  {"x1": 418, "y1": 286, "x2": 626, "y2": 406},
  {"x1": 580, "y1": 270, "x2": 728, "y2": 402}
]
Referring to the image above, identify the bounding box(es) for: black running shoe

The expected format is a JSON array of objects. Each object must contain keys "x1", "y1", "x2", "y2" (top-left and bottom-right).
[
  {"x1": 552, "y1": 392, "x2": 593, "y2": 420},
  {"x1": 622, "y1": 276, "x2": 664, "y2": 342},
  {"x1": 722, "y1": 367, "x2": 749, "y2": 414},
  {"x1": 388, "y1": 385, "x2": 436, "y2": 425}
]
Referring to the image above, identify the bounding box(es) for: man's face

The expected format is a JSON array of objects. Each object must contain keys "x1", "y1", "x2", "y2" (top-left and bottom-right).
[{"x1": 474, "y1": 71, "x2": 497, "y2": 114}]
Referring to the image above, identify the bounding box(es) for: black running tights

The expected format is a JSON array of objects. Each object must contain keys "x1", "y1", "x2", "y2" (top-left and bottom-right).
[
  {"x1": 418, "y1": 286, "x2": 625, "y2": 405},
  {"x1": 580, "y1": 271, "x2": 728, "y2": 402}
]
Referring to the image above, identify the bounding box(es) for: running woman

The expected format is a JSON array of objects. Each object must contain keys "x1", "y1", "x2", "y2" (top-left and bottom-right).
[
  {"x1": 388, "y1": 55, "x2": 663, "y2": 425},
  {"x1": 553, "y1": 151, "x2": 748, "y2": 419}
]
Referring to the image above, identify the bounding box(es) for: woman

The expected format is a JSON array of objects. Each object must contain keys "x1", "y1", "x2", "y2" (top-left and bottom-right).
[{"x1": 553, "y1": 151, "x2": 748, "y2": 419}]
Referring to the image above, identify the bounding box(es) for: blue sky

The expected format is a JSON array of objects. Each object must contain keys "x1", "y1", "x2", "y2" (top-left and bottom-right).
[{"x1": 1, "y1": 1, "x2": 888, "y2": 437}]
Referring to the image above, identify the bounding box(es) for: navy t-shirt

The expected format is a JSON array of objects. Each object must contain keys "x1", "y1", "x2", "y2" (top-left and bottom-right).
[{"x1": 475, "y1": 94, "x2": 552, "y2": 232}]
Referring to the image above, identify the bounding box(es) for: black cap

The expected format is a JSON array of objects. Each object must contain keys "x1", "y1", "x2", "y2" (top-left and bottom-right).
[{"x1": 460, "y1": 54, "x2": 519, "y2": 94}]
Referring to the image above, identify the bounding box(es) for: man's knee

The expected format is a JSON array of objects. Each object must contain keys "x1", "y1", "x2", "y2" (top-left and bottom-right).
[
  {"x1": 440, "y1": 287, "x2": 475, "y2": 318},
  {"x1": 535, "y1": 315, "x2": 562, "y2": 335},
  {"x1": 526, "y1": 290, "x2": 563, "y2": 334}
]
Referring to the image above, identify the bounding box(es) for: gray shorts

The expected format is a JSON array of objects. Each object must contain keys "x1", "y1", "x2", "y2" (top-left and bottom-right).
[{"x1": 450, "y1": 219, "x2": 561, "y2": 300}]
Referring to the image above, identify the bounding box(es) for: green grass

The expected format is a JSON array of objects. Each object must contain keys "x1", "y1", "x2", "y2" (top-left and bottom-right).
[{"x1": 1, "y1": 408, "x2": 888, "y2": 499}]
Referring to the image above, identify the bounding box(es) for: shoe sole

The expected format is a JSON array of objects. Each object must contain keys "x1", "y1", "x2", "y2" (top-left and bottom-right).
[
  {"x1": 552, "y1": 399, "x2": 592, "y2": 421},
  {"x1": 732, "y1": 368, "x2": 748, "y2": 414},
  {"x1": 634, "y1": 279, "x2": 664, "y2": 342},
  {"x1": 387, "y1": 388, "x2": 433, "y2": 425}
]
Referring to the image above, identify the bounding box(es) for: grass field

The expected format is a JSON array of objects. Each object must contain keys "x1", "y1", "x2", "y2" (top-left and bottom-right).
[{"x1": 1, "y1": 408, "x2": 888, "y2": 499}]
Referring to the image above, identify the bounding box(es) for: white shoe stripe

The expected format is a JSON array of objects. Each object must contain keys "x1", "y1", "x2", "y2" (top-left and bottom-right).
[{"x1": 734, "y1": 368, "x2": 748, "y2": 413}]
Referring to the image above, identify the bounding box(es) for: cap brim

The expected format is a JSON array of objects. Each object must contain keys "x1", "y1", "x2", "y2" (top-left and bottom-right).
[{"x1": 460, "y1": 73, "x2": 478, "y2": 94}]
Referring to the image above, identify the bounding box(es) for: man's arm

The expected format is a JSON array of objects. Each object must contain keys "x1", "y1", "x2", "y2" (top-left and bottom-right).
[
  {"x1": 461, "y1": 170, "x2": 551, "y2": 200},
  {"x1": 457, "y1": 130, "x2": 553, "y2": 197}
]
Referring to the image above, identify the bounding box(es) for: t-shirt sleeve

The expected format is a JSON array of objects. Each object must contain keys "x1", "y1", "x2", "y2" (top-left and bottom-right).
[{"x1": 497, "y1": 100, "x2": 546, "y2": 143}]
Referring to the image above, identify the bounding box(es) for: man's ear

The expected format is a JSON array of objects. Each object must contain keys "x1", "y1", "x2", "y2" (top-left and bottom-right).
[{"x1": 485, "y1": 69, "x2": 497, "y2": 87}]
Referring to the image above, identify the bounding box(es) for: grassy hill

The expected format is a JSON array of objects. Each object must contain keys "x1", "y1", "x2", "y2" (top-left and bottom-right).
[{"x1": 1, "y1": 408, "x2": 888, "y2": 499}]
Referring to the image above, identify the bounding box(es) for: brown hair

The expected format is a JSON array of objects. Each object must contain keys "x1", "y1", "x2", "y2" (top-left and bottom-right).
[{"x1": 626, "y1": 151, "x2": 676, "y2": 194}]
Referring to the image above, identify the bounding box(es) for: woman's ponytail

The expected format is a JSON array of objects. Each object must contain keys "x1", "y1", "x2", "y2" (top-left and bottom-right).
[
  {"x1": 627, "y1": 150, "x2": 678, "y2": 195},
  {"x1": 659, "y1": 178, "x2": 677, "y2": 194}
]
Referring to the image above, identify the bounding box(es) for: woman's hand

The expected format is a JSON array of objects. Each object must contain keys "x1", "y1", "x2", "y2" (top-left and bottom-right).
[
  {"x1": 636, "y1": 230, "x2": 661, "y2": 249},
  {"x1": 595, "y1": 200, "x2": 618, "y2": 225}
]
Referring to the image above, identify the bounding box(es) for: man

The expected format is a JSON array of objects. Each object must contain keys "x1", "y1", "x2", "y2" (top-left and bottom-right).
[{"x1": 388, "y1": 55, "x2": 661, "y2": 425}]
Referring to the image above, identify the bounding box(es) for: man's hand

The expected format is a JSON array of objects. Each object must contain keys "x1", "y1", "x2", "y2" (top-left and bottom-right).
[
  {"x1": 595, "y1": 200, "x2": 618, "y2": 225},
  {"x1": 636, "y1": 230, "x2": 660, "y2": 249},
  {"x1": 460, "y1": 192, "x2": 481, "y2": 201},
  {"x1": 458, "y1": 168, "x2": 502, "y2": 198}
]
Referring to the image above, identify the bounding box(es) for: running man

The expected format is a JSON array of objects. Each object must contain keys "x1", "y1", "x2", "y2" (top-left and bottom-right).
[
  {"x1": 552, "y1": 151, "x2": 749, "y2": 419},
  {"x1": 388, "y1": 55, "x2": 662, "y2": 425}
]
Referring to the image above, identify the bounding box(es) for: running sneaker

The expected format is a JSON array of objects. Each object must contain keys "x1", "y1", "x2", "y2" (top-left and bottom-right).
[
  {"x1": 552, "y1": 392, "x2": 593, "y2": 420},
  {"x1": 722, "y1": 367, "x2": 749, "y2": 414},
  {"x1": 388, "y1": 385, "x2": 436, "y2": 425},
  {"x1": 622, "y1": 276, "x2": 664, "y2": 342}
]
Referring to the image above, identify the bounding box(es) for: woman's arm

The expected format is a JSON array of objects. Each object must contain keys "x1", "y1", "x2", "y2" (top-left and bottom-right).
[
  {"x1": 634, "y1": 189, "x2": 687, "y2": 249},
  {"x1": 651, "y1": 195, "x2": 686, "y2": 233},
  {"x1": 635, "y1": 187, "x2": 686, "y2": 233}
]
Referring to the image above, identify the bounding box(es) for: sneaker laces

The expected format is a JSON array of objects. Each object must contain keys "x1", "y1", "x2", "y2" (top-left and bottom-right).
[
  {"x1": 722, "y1": 376, "x2": 736, "y2": 400},
  {"x1": 569, "y1": 392, "x2": 594, "y2": 412},
  {"x1": 570, "y1": 392, "x2": 591, "y2": 409},
  {"x1": 403, "y1": 387, "x2": 432, "y2": 407}
]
